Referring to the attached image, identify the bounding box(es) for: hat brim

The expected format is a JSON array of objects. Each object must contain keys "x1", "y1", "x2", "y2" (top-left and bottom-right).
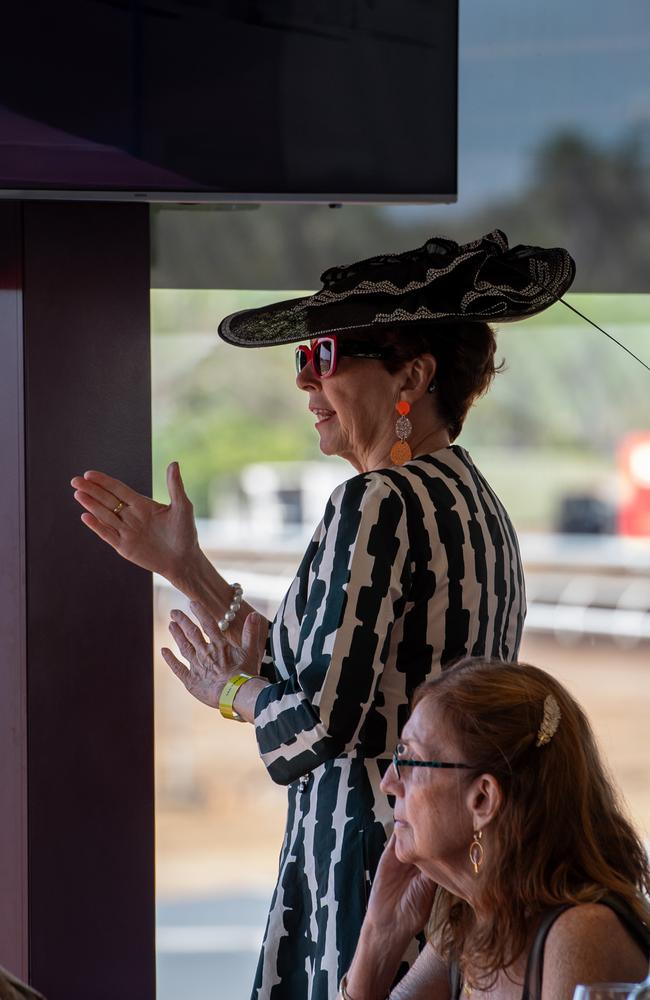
[{"x1": 217, "y1": 232, "x2": 576, "y2": 348}]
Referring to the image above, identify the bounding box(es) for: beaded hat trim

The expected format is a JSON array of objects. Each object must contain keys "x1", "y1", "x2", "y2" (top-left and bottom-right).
[{"x1": 217, "y1": 229, "x2": 576, "y2": 348}]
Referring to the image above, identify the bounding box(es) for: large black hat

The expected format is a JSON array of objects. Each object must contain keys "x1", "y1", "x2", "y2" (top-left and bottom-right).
[{"x1": 217, "y1": 229, "x2": 576, "y2": 348}]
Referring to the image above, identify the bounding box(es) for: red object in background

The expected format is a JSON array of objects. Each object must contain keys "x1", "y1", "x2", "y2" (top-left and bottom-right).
[{"x1": 618, "y1": 432, "x2": 650, "y2": 536}]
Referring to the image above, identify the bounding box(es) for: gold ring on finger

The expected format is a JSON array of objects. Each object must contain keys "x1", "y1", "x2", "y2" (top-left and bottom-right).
[{"x1": 112, "y1": 500, "x2": 125, "y2": 514}]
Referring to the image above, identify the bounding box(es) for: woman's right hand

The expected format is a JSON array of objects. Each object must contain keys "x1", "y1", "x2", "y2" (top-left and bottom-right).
[{"x1": 70, "y1": 461, "x2": 200, "y2": 580}]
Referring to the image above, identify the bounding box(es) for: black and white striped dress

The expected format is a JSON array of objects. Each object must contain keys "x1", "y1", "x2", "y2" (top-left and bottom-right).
[{"x1": 251, "y1": 445, "x2": 526, "y2": 1000}]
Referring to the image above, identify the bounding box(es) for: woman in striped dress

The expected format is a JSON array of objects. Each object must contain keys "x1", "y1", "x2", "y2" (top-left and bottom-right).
[
  {"x1": 249, "y1": 445, "x2": 525, "y2": 999},
  {"x1": 70, "y1": 231, "x2": 575, "y2": 1000}
]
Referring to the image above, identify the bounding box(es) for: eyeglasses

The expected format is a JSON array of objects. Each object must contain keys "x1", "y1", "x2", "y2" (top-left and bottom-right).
[
  {"x1": 392, "y1": 743, "x2": 472, "y2": 780},
  {"x1": 295, "y1": 335, "x2": 392, "y2": 378}
]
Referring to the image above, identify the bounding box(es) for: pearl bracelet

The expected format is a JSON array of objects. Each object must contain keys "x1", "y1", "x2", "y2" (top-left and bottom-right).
[{"x1": 218, "y1": 582, "x2": 243, "y2": 632}]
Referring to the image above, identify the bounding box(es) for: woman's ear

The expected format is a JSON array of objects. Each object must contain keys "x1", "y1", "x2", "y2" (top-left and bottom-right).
[
  {"x1": 401, "y1": 353, "x2": 437, "y2": 398},
  {"x1": 465, "y1": 773, "x2": 503, "y2": 831}
]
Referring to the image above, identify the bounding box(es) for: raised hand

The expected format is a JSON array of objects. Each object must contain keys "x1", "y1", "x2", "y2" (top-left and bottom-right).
[
  {"x1": 70, "y1": 461, "x2": 199, "y2": 580},
  {"x1": 365, "y1": 833, "x2": 437, "y2": 941},
  {"x1": 343, "y1": 835, "x2": 439, "y2": 1000},
  {"x1": 162, "y1": 602, "x2": 267, "y2": 709}
]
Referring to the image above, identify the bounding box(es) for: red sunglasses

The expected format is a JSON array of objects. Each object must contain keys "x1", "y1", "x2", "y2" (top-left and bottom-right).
[{"x1": 294, "y1": 335, "x2": 391, "y2": 378}]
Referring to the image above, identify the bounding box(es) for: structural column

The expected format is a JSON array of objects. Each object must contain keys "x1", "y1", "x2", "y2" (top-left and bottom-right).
[{"x1": 0, "y1": 201, "x2": 155, "y2": 1000}]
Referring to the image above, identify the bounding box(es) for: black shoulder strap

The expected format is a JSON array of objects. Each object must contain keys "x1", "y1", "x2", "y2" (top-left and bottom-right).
[
  {"x1": 521, "y1": 904, "x2": 574, "y2": 1000},
  {"x1": 598, "y1": 895, "x2": 650, "y2": 959},
  {"x1": 448, "y1": 959, "x2": 462, "y2": 1000},
  {"x1": 451, "y1": 907, "x2": 578, "y2": 1000},
  {"x1": 523, "y1": 895, "x2": 650, "y2": 1000}
]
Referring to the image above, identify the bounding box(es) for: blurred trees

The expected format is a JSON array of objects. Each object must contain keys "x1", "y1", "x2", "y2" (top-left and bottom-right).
[
  {"x1": 151, "y1": 303, "x2": 321, "y2": 511},
  {"x1": 470, "y1": 128, "x2": 650, "y2": 291},
  {"x1": 151, "y1": 126, "x2": 650, "y2": 293}
]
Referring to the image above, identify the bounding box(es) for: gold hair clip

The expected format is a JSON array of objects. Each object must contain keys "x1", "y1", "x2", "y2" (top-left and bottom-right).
[{"x1": 536, "y1": 694, "x2": 561, "y2": 747}]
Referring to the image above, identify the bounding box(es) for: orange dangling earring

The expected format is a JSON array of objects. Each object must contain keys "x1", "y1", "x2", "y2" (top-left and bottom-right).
[{"x1": 390, "y1": 401, "x2": 412, "y2": 465}]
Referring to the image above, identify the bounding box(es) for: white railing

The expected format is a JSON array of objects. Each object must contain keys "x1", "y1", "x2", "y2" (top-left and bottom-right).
[{"x1": 155, "y1": 529, "x2": 650, "y2": 643}]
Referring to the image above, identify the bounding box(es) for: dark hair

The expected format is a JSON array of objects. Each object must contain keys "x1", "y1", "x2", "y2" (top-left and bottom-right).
[
  {"x1": 349, "y1": 321, "x2": 502, "y2": 440},
  {"x1": 412, "y1": 658, "x2": 650, "y2": 989}
]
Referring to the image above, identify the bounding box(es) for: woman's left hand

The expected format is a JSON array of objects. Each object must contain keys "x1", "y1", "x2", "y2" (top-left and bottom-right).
[
  {"x1": 365, "y1": 833, "x2": 437, "y2": 941},
  {"x1": 344, "y1": 835, "x2": 438, "y2": 1000},
  {"x1": 162, "y1": 601, "x2": 266, "y2": 709}
]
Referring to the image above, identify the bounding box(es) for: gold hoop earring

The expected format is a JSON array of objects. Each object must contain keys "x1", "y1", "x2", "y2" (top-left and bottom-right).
[{"x1": 469, "y1": 830, "x2": 484, "y2": 876}]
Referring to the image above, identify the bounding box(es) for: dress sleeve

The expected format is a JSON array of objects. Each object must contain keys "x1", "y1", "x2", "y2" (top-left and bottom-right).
[
  {"x1": 258, "y1": 630, "x2": 278, "y2": 683},
  {"x1": 253, "y1": 472, "x2": 411, "y2": 785}
]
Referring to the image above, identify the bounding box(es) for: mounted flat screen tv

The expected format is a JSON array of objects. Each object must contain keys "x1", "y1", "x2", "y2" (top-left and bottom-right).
[{"x1": 0, "y1": 0, "x2": 457, "y2": 204}]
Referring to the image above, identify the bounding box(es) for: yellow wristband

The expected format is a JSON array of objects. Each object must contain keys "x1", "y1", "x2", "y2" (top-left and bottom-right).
[{"x1": 219, "y1": 672, "x2": 253, "y2": 722}]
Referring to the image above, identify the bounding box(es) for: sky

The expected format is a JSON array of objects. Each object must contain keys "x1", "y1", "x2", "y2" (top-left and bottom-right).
[{"x1": 390, "y1": 0, "x2": 650, "y2": 217}]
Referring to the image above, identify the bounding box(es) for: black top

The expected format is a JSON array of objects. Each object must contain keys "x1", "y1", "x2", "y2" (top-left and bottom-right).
[{"x1": 449, "y1": 895, "x2": 650, "y2": 1000}]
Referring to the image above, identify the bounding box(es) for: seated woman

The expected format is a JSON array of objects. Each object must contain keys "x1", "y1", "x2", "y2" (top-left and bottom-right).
[{"x1": 341, "y1": 658, "x2": 650, "y2": 1000}]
